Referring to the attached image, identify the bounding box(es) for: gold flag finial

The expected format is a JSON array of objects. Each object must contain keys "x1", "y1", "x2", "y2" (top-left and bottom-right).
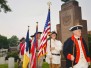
[{"x1": 47, "y1": 1, "x2": 52, "y2": 9}]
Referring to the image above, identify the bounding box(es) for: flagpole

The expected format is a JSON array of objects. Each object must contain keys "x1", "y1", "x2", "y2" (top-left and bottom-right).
[
  {"x1": 27, "y1": 26, "x2": 31, "y2": 68},
  {"x1": 72, "y1": 39, "x2": 75, "y2": 68},
  {"x1": 28, "y1": 26, "x2": 30, "y2": 53},
  {"x1": 36, "y1": 22, "x2": 39, "y2": 68},
  {"x1": 47, "y1": 1, "x2": 52, "y2": 68}
]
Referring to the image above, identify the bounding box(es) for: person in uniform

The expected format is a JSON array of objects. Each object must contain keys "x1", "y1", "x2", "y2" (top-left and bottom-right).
[
  {"x1": 31, "y1": 32, "x2": 42, "y2": 50},
  {"x1": 30, "y1": 34, "x2": 35, "y2": 52},
  {"x1": 17, "y1": 37, "x2": 25, "y2": 68},
  {"x1": 36, "y1": 32, "x2": 42, "y2": 50},
  {"x1": 46, "y1": 31, "x2": 63, "y2": 68},
  {"x1": 63, "y1": 25, "x2": 90, "y2": 68},
  {"x1": 36, "y1": 32, "x2": 43, "y2": 68},
  {"x1": 19, "y1": 37, "x2": 25, "y2": 61}
]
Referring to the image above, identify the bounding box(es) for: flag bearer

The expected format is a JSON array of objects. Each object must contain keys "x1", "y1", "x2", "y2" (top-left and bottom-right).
[{"x1": 46, "y1": 31, "x2": 63, "y2": 68}]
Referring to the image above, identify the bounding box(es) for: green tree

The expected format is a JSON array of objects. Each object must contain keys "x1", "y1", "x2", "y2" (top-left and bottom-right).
[
  {"x1": 0, "y1": 35, "x2": 8, "y2": 49},
  {"x1": 61, "y1": 0, "x2": 70, "y2": 2},
  {"x1": 0, "y1": 0, "x2": 11, "y2": 13},
  {"x1": 8, "y1": 35, "x2": 19, "y2": 47},
  {"x1": 88, "y1": 34, "x2": 91, "y2": 57},
  {"x1": 88, "y1": 34, "x2": 91, "y2": 46}
]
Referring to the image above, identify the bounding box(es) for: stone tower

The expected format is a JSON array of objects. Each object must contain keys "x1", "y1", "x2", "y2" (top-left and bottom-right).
[
  {"x1": 56, "y1": 0, "x2": 88, "y2": 68},
  {"x1": 57, "y1": 0, "x2": 88, "y2": 44}
]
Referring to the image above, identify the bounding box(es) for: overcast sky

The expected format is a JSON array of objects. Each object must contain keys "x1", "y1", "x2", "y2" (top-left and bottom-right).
[{"x1": 0, "y1": 0, "x2": 91, "y2": 39}]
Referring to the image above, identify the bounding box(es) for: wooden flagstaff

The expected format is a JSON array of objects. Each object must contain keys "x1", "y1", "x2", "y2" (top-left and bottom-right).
[
  {"x1": 28, "y1": 26, "x2": 30, "y2": 50},
  {"x1": 36, "y1": 22, "x2": 39, "y2": 68},
  {"x1": 28, "y1": 26, "x2": 30, "y2": 68},
  {"x1": 47, "y1": 1, "x2": 52, "y2": 68},
  {"x1": 72, "y1": 39, "x2": 75, "y2": 68}
]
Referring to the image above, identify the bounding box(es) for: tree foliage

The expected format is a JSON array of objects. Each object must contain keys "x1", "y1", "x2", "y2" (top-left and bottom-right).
[
  {"x1": 0, "y1": 35, "x2": 8, "y2": 49},
  {"x1": 88, "y1": 34, "x2": 91, "y2": 57},
  {"x1": 88, "y1": 34, "x2": 91, "y2": 46},
  {"x1": 0, "y1": 0, "x2": 11, "y2": 13},
  {"x1": 61, "y1": 0, "x2": 70, "y2": 2},
  {"x1": 0, "y1": 35, "x2": 19, "y2": 49},
  {"x1": 8, "y1": 35, "x2": 19, "y2": 47},
  {"x1": 6, "y1": 51, "x2": 19, "y2": 62}
]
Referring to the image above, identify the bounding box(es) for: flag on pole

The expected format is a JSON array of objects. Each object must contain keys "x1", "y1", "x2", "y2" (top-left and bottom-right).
[
  {"x1": 38, "y1": 8, "x2": 51, "y2": 59},
  {"x1": 31, "y1": 22, "x2": 38, "y2": 68},
  {"x1": 23, "y1": 28, "x2": 30, "y2": 68}
]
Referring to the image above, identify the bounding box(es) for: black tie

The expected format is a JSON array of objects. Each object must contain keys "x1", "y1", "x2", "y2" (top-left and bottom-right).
[{"x1": 77, "y1": 38, "x2": 80, "y2": 40}]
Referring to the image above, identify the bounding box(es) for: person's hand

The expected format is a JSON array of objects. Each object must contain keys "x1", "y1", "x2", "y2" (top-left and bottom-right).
[
  {"x1": 50, "y1": 57, "x2": 52, "y2": 60},
  {"x1": 88, "y1": 62, "x2": 90, "y2": 65},
  {"x1": 71, "y1": 55, "x2": 74, "y2": 61},
  {"x1": 50, "y1": 47, "x2": 55, "y2": 51},
  {"x1": 50, "y1": 57, "x2": 52, "y2": 62}
]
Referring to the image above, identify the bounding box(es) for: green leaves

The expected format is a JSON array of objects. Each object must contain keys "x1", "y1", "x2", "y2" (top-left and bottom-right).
[
  {"x1": 8, "y1": 35, "x2": 19, "y2": 47},
  {"x1": 0, "y1": 0, "x2": 11, "y2": 13},
  {"x1": 61, "y1": 0, "x2": 69, "y2": 2},
  {"x1": 0, "y1": 35, "x2": 8, "y2": 49},
  {"x1": 88, "y1": 34, "x2": 91, "y2": 46},
  {"x1": 0, "y1": 35, "x2": 19, "y2": 49}
]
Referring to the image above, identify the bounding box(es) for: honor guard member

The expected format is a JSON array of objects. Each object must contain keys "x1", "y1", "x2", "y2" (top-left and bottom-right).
[
  {"x1": 36, "y1": 32, "x2": 43, "y2": 68},
  {"x1": 19, "y1": 37, "x2": 25, "y2": 61},
  {"x1": 32, "y1": 32, "x2": 42, "y2": 50},
  {"x1": 30, "y1": 34, "x2": 35, "y2": 54},
  {"x1": 30, "y1": 34, "x2": 35, "y2": 49},
  {"x1": 63, "y1": 25, "x2": 90, "y2": 68},
  {"x1": 30, "y1": 35, "x2": 35, "y2": 42},
  {"x1": 46, "y1": 31, "x2": 63, "y2": 68},
  {"x1": 30, "y1": 32, "x2": 42, "y2": 68},
  {"x1": 36, "y1": 32, "x2": 42, "y2": 50}
]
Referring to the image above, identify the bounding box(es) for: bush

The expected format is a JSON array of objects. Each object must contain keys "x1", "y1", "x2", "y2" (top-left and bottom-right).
[
  {"x1": 42, "y1": 62, "x2": 49, "y2": 68},
  {"x1": 6, "y1": 51, "x2": 19, "y2": 62}
]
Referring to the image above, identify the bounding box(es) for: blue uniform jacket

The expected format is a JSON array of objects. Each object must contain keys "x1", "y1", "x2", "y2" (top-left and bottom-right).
[{"x1": 63, "y1": 36, "x2": 90, "y2": 68}]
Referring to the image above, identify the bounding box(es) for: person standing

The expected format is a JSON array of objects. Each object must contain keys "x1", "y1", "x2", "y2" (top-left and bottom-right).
[
  {"x1": 36, "y1": 32, "x2": 43, "y2": 68},
  {"x1": 30, "y1": 35, "x2": 35, "y2": 52},
  {"x1": 63, "y1": 25, "x2": 90, "y2": 68},
  {"x1": 17, "y1": 37, "x2": 25, "y2": 68},
  {"x1": 46, "y1": 31, "x2": 63, "y2": 68},
  {"x1": 19, "y1": 37, "x2": 25, "y2": 61}
]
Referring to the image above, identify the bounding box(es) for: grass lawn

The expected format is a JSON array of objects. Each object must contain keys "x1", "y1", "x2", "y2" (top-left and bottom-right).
[
  {"x1": 0, "y1": 63, "x2": 18, "y2": 68},
  {"x1": 0, "y1": 62, "x2": 49, "y2": 68},
  {"x1": 42, "y1": 62, "x2": 49, "y2": 68},
  {"x1": 0, "y1": 64, "x2": 8, "y2": 68},
  {"x1": 0, "y1": 62, "x2": 91, "y2": 68}
]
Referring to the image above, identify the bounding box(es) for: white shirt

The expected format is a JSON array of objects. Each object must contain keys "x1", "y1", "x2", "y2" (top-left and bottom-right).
[{"x1": 46, "y1": 39, "x2": 63, "y2": 64}]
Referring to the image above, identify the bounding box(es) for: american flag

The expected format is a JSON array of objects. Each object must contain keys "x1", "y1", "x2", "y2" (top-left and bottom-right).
[
  {"x1": 31, "y1": 22, "x2": 38, "y2": 68},
  {"x1": 38, "y1": 8, "x2": 51, "y2": 59}
]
